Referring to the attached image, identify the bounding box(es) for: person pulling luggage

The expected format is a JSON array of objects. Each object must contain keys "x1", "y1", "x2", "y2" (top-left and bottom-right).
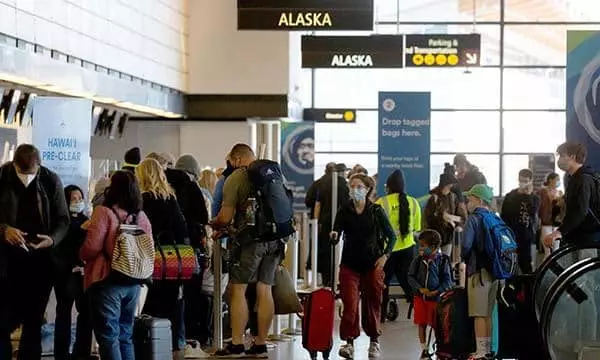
[{"x1": 330, "y1": 173, "x2": 396, "y2": 359}]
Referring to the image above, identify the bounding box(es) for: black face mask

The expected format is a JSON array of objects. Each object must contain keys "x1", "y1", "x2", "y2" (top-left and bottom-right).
[{"x1": 223, "y1": 160, "x2": 235, "y2": 177}]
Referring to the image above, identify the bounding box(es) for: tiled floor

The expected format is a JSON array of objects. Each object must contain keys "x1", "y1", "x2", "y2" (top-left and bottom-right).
[
  {"x1": 39, "y1": 302, "x2": 424, "y2": 360},
  {"x1": 265, "y1": 301, "x2": 424, "y2": 360}
]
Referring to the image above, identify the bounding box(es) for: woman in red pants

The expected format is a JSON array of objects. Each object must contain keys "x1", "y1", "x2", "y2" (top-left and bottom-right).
[{"x1": 330, "y1": 173, "x2": 397, "y2": 359}]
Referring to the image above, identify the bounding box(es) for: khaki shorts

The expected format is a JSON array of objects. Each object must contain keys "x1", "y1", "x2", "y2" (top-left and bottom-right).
[{"x1": 467, "y1": 268, "x2": 499, "y2": 317}]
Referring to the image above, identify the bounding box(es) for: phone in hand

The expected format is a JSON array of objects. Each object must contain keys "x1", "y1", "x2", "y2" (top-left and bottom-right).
[{"x1": 25, "y1": 233, "x2": 41, "y2": 245}]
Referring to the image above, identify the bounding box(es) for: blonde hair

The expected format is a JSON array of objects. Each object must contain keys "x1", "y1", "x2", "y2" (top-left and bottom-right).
[
  {"x1": 199, "y1": 169, "x2": 218, "y2": 194},
  {"x1": 136, "y1": 158, "x2": 175, "y2": 200},
  {"x1": 146, "y1": 152, "x2": 168, "y2": 167}
]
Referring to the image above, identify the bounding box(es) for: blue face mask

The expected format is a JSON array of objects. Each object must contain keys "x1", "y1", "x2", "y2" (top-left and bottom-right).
[
  {"x1": 422, "y1": 247, "x2": 433, "y2": 256},
  {"x1": 556, "y1": 181, "x2": 561, "y2": 188},
  {"x1": 350, "y1": 188, "x2": 367, "y2": 201}
]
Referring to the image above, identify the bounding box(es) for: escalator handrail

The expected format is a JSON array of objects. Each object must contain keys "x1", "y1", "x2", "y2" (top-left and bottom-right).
[
  {"x1": 539, "y1": 257, "x2": 600, "y2": 351},
  {"x1": 533, "y1": 242, "x2": 600, "y2": 312}
]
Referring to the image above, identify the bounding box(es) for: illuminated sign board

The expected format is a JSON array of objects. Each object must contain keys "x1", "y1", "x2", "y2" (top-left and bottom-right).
[
  {"x1": 404, "y1": 34, "x2": 481, "y2": 67},
  {"x1": 301, "y1": 35, "x2": 404, "y2": 68},
  {"x1": 237, "y1": 0, "x2": 374, "y2": 31},
  {"x1": 303, "y1": 108, "x2": 357, "y2": 123}
]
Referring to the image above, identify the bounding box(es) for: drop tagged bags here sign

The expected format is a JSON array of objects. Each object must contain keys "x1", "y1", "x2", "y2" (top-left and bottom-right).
[{"x1": 237, "y1": 0, "x2": 374, "y2": 31}]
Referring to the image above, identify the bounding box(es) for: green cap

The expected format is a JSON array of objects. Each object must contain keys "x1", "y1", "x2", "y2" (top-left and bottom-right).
[{"x1": 464, "y1": 184, "x2": 494, "y2": 204}]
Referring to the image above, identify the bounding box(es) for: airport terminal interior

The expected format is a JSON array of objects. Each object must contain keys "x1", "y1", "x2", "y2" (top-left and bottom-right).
[{"x1": 2, "y1": 0, "x2": 600, "y2": 359}]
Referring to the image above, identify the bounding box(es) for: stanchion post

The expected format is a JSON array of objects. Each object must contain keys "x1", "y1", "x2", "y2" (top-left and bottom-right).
[
  {"x1": 283, "y1": 232, "x2": 302, "y2": 335},
  {"x1": 310, "y1": 219, "x2": 319, "y2": 289},
  {"x1": 300, "y1": 212, "x2": 309, "y2": 285},
  {"x1": 213, "y1": 238, "x2": 223, "y2": 351},
  {"x1": 331, "y1": 169, "x2": 340, "y2": 291}
]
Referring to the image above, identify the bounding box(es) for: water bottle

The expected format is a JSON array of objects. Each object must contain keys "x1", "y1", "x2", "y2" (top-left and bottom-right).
[{"x1": 246, "y1": 197, "x2": 257, "y2": 226}]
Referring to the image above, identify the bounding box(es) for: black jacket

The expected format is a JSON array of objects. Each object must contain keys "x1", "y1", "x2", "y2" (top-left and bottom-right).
[
  {"x1": 559, "y1": 166, "x2": 600, "y2": 243},
  {"x1": 501, "y1": 189, "x2": 540, "y2": 242},
  {"x1": 306, "y1": 174, "x2": 350, "y2": 233},
  {"x1": 165, "y1": 168, "x2": 208, "y2": 248},
  {"x1": 457, "y1": 165, "x2": 487, "y2": 192},
  {"x1": 0, "y1": 163, "x2": 70, "y2": 276},
  {"x1": 54, "y1": 213, "x2": 88, "y2": 271},
  {"x1": 142, "y1": 192, "x2": 189, "y2": 246}
]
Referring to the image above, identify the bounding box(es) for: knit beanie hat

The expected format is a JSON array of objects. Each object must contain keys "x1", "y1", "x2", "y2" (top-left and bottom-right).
[
  {"x1": 124, "y1": 147, "x2": 141, "y2": 166},
  {"x1": 175, "y1": 154, "x2": 200, "y2": 179}
]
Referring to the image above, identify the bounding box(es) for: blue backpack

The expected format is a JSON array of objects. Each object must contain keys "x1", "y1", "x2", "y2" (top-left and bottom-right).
[{"x1": 474, "y1": 208, "x2": 518, "y2": 280}]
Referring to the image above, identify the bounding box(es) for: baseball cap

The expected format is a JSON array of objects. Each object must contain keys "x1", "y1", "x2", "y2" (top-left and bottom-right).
[{"x1": 464, "y1": 184, "x2": 494, "y2": 204}]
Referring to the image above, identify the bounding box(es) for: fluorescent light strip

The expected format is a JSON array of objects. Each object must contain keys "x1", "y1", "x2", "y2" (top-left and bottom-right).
[{"x1": 0, "y1": 72, "x2": 183, "y2": 118}]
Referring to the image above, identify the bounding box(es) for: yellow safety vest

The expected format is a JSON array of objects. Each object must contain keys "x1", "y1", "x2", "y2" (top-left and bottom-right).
[{"x1": 375, "y1": 194, "x2": 421, "y2": 252}]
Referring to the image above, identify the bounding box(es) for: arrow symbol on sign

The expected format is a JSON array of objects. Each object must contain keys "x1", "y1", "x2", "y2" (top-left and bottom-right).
[{"x1": 466, "y1": 52, "x2": 478, "y2": 65}]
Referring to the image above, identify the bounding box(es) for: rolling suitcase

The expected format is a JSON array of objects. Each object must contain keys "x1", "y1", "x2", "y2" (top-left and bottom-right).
[
  {"x1": 134, "y1": 315, "x2": 173, "y2": 360},
  {"x1": 434, "y1": 288, "x2": 475, "y2": 360},
  {"x1": 301, "y1": 241, "x2": 337, "y2": 360}
]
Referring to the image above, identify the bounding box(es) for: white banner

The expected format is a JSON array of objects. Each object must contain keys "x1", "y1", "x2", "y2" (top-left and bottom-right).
[{"x1": 32, "y1": 97, "x2": 92, "y2": 193}]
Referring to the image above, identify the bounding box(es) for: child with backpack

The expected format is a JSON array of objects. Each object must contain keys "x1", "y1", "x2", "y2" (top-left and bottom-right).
[
  {"x1": 462, "y1": 184, "x2": 517, "y2": 360},
  {"x1": 407, "y1": 230, "x2": 453, "y2": 359}
]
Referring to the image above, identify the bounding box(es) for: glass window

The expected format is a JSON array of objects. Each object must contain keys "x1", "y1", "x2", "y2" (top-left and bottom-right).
[
  {"x1": 503, "y1": 68, "x2": 565, "y2": 110},
  {"x1": 431, "y1": 111, "x2": 500, "y2": 153},
  {"x1": 375, "y1": 24, "x2": 500, "y2": 66},
  {"x1": 300, "y1": 69, "x2": 313, "y2": 108},
  {"x1": 505, "y1": 1, "x2": 600, "y2": 22},
  {"x1": 314, "y1": 67, "x2": 500, "y2": 109},
  {"x1": 315, "y1": 111, "x2": 378, "y2": 153},
  {"x1": 503, "y1": 25, "x2": 600, "y2": 66},
  {"x1": 503, "y1": 111, "x2": 566, "y2": 153},
  {"x1": 376, "y1": 0, "x2": 499, "y2": 22},
  {"x1": 502, "y1": 155, "x2": 530, "y2": 195},
  {"x1": 431, "y1": 154, "x2": 500, "y2": 195},
  {"x1": 314, "y1": 153, "x2": 378, "y2": 180},
  {"x1": 502, "y1": 155, "x2": 564, "y2": 195}
]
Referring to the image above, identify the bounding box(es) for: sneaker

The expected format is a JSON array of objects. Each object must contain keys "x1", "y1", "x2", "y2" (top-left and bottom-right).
[
  {"x1": 245, "y1": 344, "x2": 268, "y2": 358},
  {"x1": 338, "y1": 343, "x2": 354, "y2": 359},
  {"x1": 368, "y1": 342, "x2": 381, "y2": 358},
  {"x1": 212, "y1": 343, "x2": 245, "y2": 358},
  {"x1": 184, "y1": 341, "x2": 210, "y2": 358},
  {"x1": 420, "y1": 349, "x2": 432, "y2": 359}
]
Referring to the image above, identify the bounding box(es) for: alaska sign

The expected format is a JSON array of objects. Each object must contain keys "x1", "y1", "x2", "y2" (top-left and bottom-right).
[
  {"x1": 302, "y1": 35, "x2": 404, "y2": 68},
  {"x1": 237, "y1": 0, "x2": 374, "y2": 31}
]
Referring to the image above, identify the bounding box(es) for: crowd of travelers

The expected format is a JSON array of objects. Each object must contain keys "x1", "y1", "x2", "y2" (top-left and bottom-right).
[{"x1": 0, "y1": 139, "x2": 597, "y2": 360}]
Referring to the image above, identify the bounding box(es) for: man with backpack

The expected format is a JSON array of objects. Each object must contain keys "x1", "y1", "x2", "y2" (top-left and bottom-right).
[
  {"x1": 462, "y1": 184, "x2": 517, "y2": 360},
  {"x1": 211, "y1": 143, "x2": 294, "y2": 358}
]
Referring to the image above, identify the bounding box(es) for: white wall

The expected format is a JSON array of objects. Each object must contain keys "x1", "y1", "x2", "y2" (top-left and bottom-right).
[
  {"x1": 0, "y1": 0, "x2": 188, "y2": 90},
  {"x1": 91, "y1": 121, "x2": 248, "y2": 169},
  {"x1": 187, "y1": 0, "x2": 291, "y2": 94}
]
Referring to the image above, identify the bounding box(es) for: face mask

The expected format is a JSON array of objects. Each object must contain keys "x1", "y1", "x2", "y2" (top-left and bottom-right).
[
  {"x1": 18, "y1": 173, "x2": 36, "y2": 187},
  {"x1": 557, "y1": 158, "x2": 569, "y2": 171},
  {"x1": 556, "y1": 181, "x2": 561, "y2": 188},
  {"x1": 350, "y1": 188, "x2": 367, "y2": 202},
  {"x1": 518, "y1": 181, "x2": 530, "y2": 189},
  {"x1": 70, "y1": 201, "x2": 85, "y2": 214},
  {"x1": 421, "y1": 247, "x2": 433, "y2": 256}
]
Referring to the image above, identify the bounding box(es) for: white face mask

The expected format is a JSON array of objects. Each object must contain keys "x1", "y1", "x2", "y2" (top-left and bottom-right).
[
  {"x1": 18, "y1": 173, "x2": 36, "y2": 187},
  {"x1": 69, "y1": 201, "x2": 85, "y2": 214}
]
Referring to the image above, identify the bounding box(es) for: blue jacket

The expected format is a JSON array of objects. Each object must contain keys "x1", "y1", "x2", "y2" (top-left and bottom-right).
[
  {"x1": 407, "y1": 253, "x2": 453, "y2": 301},
  {"x1": 461, "y1": 208, "x2": 491, "y2": 276},
  {"x1": 212, "y1": 176, "x2": 226, "y2": 218}
]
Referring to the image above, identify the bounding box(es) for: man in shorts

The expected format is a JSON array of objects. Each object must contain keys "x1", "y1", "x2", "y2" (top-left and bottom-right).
[
  {"x1": 211, "y1": 143, "x2": 284, "y2": 358},
  {"x1": 461, "y1": 184, "x2": 499, "y2": 360}
]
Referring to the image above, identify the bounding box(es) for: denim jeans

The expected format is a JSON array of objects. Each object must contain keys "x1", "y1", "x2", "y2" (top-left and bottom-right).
[{"x1": 90, "y1": 281, "x2": 140, "y2": 360}]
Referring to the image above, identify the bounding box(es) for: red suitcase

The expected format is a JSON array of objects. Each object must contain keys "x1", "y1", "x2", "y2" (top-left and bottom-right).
[
  {"x1": 302, "y1": 288, "x2": 336, "y2": 359},
  {"x1": 301, "y1": 241, "x2": 337, "y2": 360}
]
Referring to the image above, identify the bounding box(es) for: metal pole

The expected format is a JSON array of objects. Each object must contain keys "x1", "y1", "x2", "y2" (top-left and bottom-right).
[
  {"x1": 331, "y1": 171, "x2": 340, "y2": 291},
  {"x1": 213, "y1": 239, "x2": 223, "y2": 350},
  {"x1": 310, "y1": 219, "x2": 319, "y2": 289},
  {"x1": 283, "y1": 232, "x2": 302, "y2": 335},
  {"x1": 300, "y1": 212, "x2": 309, "y2": 285}
]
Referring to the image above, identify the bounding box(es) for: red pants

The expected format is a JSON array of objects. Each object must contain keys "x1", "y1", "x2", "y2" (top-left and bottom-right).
[{"x1": 339, "y1": 266, "x2": 385, "y2": 341}]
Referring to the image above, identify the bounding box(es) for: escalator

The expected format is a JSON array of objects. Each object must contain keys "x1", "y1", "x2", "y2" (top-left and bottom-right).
[{"x1": 532, "y1": 244, "x2": 600, "y2": 360}]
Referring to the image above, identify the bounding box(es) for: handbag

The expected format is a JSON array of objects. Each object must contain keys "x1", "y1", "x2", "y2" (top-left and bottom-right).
[
  {"x1": 272, "y1": 266, "x2": 302, "y2": 315},
  {"x1": 153, "y1": 232, "x2": 199, "y2": 281}
]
